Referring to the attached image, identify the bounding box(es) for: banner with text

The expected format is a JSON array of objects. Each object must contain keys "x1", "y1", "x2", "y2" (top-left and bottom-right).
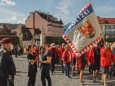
[{"x1": 63, "y1": 2, "x2": 102, "y2": 56}]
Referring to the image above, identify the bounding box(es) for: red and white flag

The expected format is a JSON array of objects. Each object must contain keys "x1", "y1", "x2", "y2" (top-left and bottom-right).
[{"x1": 63, "y1": 2, "x2": 102, "y2": 56}]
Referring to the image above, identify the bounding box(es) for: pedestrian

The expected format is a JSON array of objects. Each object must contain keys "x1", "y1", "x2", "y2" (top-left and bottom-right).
[
  {"x1": 14, "y1": 46, "x2": 18, "y2": 57},
  {"x1": 49, "y1": 43, "x2": 58, "y2": 74},
  {"x1": 24, "y1": 45, "x2": 27, "y2": 54},
  {"x1": 62, "y1": 44, "x2": 72, "y2": 78},
  {"x1": 17, "y1": 45, "x2": 21, "y2": 56},
  {"x1": 107, "y1": 43, "x2": 115, "y2": 78},
  {"x1": 100, "y1": 42, "x2": 112, "y2": 86},
  {"x1": 39, "y1": 47, "x2": 45, "y2": 69},
  {"x1": 59, "y1": 43, "x2": 65, "y2": 73},
  {"x1": 89, "y1": 43, "x2": 101, "y2": 83},
  {"x1": 55, "y1": 44, "x2": 60, "y2": 65},
  {"x1": 77, "y1": 52, "x2": 87, "y2": 84},
  {"x1": 27, "y1": 45, "x2": 37, "y2": 86},
  {"x1": 71, "y1": 50, "x2": 77, "y2": 76},
  {"x1": 39, "y1": 43, "x2": 52, "y2": 86},
  {"x1": 0, "y1": 38, "x2": 16, "y2": 86}
]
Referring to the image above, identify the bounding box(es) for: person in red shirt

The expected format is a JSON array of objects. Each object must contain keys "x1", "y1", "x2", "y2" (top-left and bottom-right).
[
  {"x1": 112, "y1": 52, "x2": 115, "y2": 78},
  {"x1": 100, "y1": 42, "x2": 112, "y2": 86},
  {"x1": 59, "y1": 43, "x2": 65, "y2": 73},
  {"x1": 49, "y1": 43, "x2": 59, "y2": 74},
  {"x1": 71, "y1": 50, "x2": 77, "y2": 76},
  {"x1": 108, "y1": 43, "x2": 115, "y2": 78},
  {"x1": 62, "y1": 44, "x2": 72, "y2": 78},
  {"x1": 89, "y1": 44, "x2": 101, "y2": 83},
  {"x1": 77, "y1": 52, "x2": 87, "y2": 84}
]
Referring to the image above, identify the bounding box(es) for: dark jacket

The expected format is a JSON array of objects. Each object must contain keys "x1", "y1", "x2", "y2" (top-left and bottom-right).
[
  {"x1": 27, "y1": 53, "x2": 37, "y2": 77},
  {"x1": 0, "y1": 48, "x2": 16, "y2": 78}
]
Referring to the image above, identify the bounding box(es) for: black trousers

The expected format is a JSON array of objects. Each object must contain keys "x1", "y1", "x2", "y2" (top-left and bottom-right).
[
  {"x1": 51, "y1": 58, "x2": 55, "y2": 73},
  {"x1": 41, "y1": 68, "x2": 52, "y2": 86},
  {"x1": 0, "y1": 76, "x2": 7, "y2": 86},
  {"x1": 9, "y1": 79, "x2": 14, "y2": 86},
  {"x1": 28, "y1": 74, "x2": 36, "y2": 86},
  {"x1": 61, "y1": 60, "x2": 64, "y2": 73},
  {"x1": 0, "y1": 76, "x2": 14, "y2": 86}
]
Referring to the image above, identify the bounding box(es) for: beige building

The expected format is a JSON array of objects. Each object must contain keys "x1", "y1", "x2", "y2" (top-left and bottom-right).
[
  {"x1": 25, "y1": 11, "x2": 64, "y2": 37},
  {"x1": 15, "y1": 11, "x2": 64, "y2": 46}
]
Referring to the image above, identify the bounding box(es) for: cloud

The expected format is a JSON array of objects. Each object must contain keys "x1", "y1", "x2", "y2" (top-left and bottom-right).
[
  {"x1": 0, "y1": 8, "x2": 26, "y2": 24},
  {"x1": 54, "y1": 0, "x2": 71, "y2": 23},
  {"x1": 11, "y1": 16, "x2": 16, "y2": 21},
  {"x1": 18, "y1": 18, "x2": 26, "y2": 24},
  {"x1": 54, "y1": 0, "x2": 76, "y2": 24},
  {"x1": 45, "y1": 0, "x2": 54, "y2": 9},
  {"x1": 0, "y1": 16, "x2": 16, "y2": 23},
  {"x1": 0, "y1": 8, "x2": 25, "y2": 17},
  {"x1": 55, "y1": 0, "x2": 71, "y2": 16},
  {"x1": 95, "y1": 5, "x2": 115, "y2": 17},
  {"x1": 96, "y1": 5, "x2": 115, "y2": 13},
  {"x1": 0, "y1": 0, "x2": 16, "y2": 6},
  {"x1": 0, "y1": 16, "x2": 26, "y2": 24}
]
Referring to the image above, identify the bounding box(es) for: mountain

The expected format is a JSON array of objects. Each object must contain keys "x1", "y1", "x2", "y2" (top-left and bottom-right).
[{"x1": 0, "y1": 23, "x2": 24, "y2": 29}]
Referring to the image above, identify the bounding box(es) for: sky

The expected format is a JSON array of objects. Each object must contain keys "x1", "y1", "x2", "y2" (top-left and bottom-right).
[{"x1": 0, "y1": 0, "x2": 115, "y2": 25}]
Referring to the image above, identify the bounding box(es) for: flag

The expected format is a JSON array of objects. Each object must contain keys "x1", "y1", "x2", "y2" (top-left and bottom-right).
[{"x1": 63, "y1": 2, "x2": 102, "y2": 56}]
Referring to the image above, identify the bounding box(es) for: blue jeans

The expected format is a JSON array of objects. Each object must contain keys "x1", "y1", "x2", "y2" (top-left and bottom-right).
[{"x1": 65, "y1": 63, "x2": 70, "y2": 77}]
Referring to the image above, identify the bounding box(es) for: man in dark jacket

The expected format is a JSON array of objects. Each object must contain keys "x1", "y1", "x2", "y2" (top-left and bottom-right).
[{"x1": 0, "y1": 38, "x2": 16, "y2": 86}]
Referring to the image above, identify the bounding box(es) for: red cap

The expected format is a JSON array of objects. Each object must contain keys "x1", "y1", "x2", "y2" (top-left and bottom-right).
[{"x1": 0, "y1": 38, "x2": 12, "y2": 44}]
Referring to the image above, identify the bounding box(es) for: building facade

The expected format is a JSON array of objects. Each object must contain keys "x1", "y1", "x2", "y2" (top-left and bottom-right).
[
  {"x1": 97, "y1": 16, "x2": 115, "y2": 36},
  {"x1": 15, "y1": 11, "x2": 64, "y2": 46},
  {"x1": 25, "y1": 11, "x2": 64, "y2": 37}
]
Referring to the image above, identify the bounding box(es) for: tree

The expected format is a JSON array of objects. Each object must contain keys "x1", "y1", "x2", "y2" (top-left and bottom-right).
[{"x1": 0, "y1": 25, "x2": 13, "y2": 35}]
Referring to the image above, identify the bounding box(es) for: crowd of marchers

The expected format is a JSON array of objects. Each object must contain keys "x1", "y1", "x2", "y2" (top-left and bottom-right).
[{"x1": 0, "y1": 37, "x2": 115, "y2": 86}]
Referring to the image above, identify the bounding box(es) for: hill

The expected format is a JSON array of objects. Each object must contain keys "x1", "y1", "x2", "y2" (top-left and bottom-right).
[{"x1": 0, "y1": 23, "x2": 24, "y2": 29}]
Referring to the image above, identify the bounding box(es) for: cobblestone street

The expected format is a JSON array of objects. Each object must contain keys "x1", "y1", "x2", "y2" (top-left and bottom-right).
[{"x1": 14, "y1": 55, "x2": 115, "y2": 86}]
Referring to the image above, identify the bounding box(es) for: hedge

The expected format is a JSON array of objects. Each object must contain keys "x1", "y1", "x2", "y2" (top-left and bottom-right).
[
  {"x1": 0, "y1": 35, "x2": 19, "y2": 45},
  {"x1": 45, "y1": 36, "x2": 66, "y2": 44}
]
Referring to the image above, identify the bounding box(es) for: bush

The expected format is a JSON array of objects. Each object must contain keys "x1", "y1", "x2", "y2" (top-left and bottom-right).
[
  {"x1": 0, "y1": 35, "x2": 19, "y2": 45},
  {"x1": 99, "y1": 36, "x2": 115, "y2": 46},
  {"x1": 105, "y1": 36, "x2": 115, "y2": 43}
]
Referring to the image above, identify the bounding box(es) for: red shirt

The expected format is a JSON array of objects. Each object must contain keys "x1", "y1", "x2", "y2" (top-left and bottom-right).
[
  {"x1": 59, "y1": 47, "x2": 65, "y2": 60},
  {"x1": 49, "y1": 47, "x2": 59, "y2": 58},
  {"x1": 76, "y1": 52, "x2": 88, "y2": 69},
  {"x1": 100, "y1": 47, "x2": 111, "y2": 67},
  {"x1": 33, "y1": 47, "x2": 38, "y2": 57},
  {"x1": 71, "y1": 50, "x2": 77, "y2": 59},
  {"x1": 62, "y1": 49, "x2": 72, "y2": 63},
  {"x1": 108, "y1": 48, "x2": 115, "y2": 62}
]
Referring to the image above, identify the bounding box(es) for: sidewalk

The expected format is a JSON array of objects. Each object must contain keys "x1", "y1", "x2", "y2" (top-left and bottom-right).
[{"x1": 14, "y1": 56, "x2": 115, "y2": 86}]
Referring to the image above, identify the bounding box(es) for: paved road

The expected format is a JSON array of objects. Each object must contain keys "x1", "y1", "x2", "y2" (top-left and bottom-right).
[{"x1": 14, "y1": 55, "x2": 115, "y2": 86}]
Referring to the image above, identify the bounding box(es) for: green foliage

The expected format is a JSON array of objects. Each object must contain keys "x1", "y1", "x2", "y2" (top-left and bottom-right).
[
  {"x1": 105, "y1": 36, "x2": 115, "y2": 43},
  {"x1": 45, "y1": 36, "x2": 66, "y2": 44},
  {"x1": 99, "y1": 36, "x2": 115, "y2": 45},
  {"x1": 0, "y1": 35, "x2": 19, "y2": 45}
]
